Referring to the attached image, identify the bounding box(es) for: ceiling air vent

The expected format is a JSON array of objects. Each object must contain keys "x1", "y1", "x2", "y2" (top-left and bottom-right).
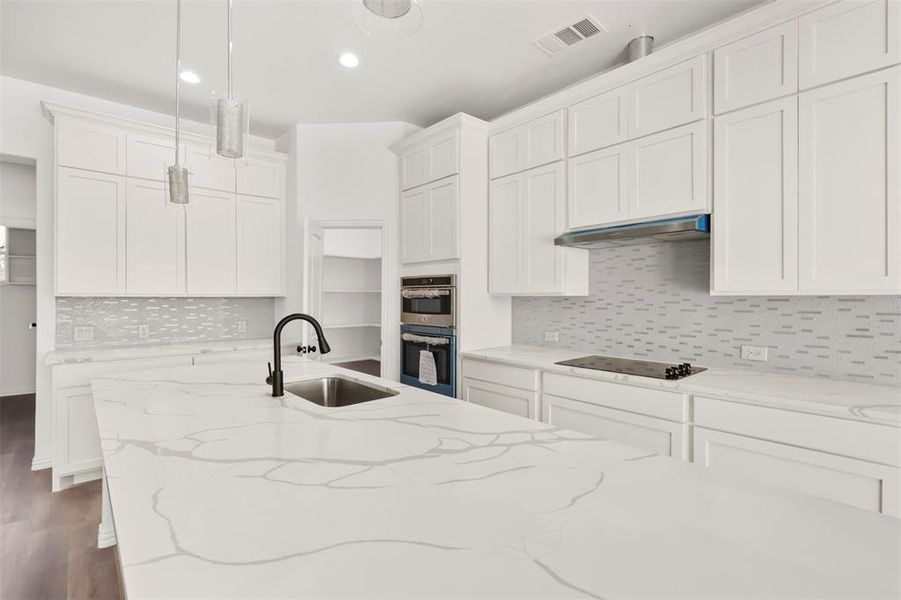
[{"x1": 533, "y1": 14, "x2": 604, "y2": 57}]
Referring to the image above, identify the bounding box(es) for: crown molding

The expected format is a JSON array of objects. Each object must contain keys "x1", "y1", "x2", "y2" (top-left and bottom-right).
[
  {"x1": 40, "y1": 101, "x2": 286, "y2": 160},
  {"x1": 390, "y1": 112, "x2": 489, "y2": 155}
]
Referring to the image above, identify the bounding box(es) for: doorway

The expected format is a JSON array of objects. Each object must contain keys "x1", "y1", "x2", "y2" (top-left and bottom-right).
[
  {"x1": 306, "y1": 221, "x2": 388, "y2": 378},
  {"x1": 0, "y1": 158, "x2": 37, "y2": 398}
]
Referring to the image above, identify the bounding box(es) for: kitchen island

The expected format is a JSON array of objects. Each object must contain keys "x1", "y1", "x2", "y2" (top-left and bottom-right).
[{"x1": 92, "y1": 358, "x2": 900, "y2": 599}]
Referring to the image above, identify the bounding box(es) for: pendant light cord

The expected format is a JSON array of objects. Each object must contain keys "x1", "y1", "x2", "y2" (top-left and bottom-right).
[
  {"x1": 227, "y1": 0, "x2": 233, "y2": 99},
  {"x1": 174, "y1": 0, "x2": 181, "y2": 166}
]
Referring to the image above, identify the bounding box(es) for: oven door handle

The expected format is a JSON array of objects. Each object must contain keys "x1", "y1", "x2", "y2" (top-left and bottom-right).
[
  {"x1": 401, "y1": 289, "x2": 451, "y2": 299},
  {"x1": 402, "y1": 333, "x2": 450, "y2": 346}
]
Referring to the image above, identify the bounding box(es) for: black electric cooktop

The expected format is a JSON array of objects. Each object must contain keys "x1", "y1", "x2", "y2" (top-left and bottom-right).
[{"x1": 555, "y1": 355, "x2": 706, "y2": 380}]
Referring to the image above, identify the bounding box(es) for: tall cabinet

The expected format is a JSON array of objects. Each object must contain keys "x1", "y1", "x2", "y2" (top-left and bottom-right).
[{"x1": 44, "y1": 103, "x2": 287, "y2": 298}]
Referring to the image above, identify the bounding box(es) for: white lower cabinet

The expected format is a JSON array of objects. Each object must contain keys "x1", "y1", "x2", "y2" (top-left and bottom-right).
[
  {"x1": 489, "y1": 162, "x2": 588, "y2": 295},
  {"x1": 543, "y1": 394, "x2": 686, "y2": 458},
  {"x1": 461, "y1": 377, "x2": 538, "y2": 419},
  {"x1": 52, "y1": 355, "x2": 193, "y2": 491},
  {"x1": 186, "y1": 188, "x2": 237, "y2": 295},
  {"x1": 694, "y1": 427, "x2": 900, "y2": 516},
  {"x1": 237, "y1": 194, "x2": 283, "y2": 295}
]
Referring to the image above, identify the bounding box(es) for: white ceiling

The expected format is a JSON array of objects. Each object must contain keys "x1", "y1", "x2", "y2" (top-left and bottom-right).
[{"x1": 1, "y1": 0, "x2": 765, "y2": 138}]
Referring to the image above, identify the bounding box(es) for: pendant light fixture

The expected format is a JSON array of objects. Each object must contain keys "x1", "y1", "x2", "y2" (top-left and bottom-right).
[
  {"x1": 353, "y1": 0, "x2": 422, "y2": 39},
  {"x1": 211, "y1": 0, "x2": 247, "y2": 160},
  {"x1": 168, "y1": 0, "x2": 189, "y2": 204}
]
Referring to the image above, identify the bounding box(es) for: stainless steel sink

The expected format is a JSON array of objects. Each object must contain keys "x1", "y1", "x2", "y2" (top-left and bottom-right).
[{"x1": 283, "y1": 375, "x2": 399, "y2": 407}]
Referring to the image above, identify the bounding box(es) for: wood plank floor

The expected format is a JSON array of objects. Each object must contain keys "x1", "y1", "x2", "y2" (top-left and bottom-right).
[{"x1": 0, "y1": 394, "x2": 121, "y2": 600}]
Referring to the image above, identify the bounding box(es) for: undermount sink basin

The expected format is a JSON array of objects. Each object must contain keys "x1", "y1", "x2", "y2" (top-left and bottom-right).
[{"x1": 284, "y1": 375, "x2": 399, "y2": 407}]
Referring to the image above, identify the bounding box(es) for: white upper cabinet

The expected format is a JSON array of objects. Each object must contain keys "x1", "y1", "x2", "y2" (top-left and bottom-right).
[
  {"x1": 713, "y1": 97, "x2": 799, "y2": 294},
  {"x1": 185, "y1": 188, "x2": 237, "y2": 295},
  {"x1": 56, "y1": 167, "x2": 126, "y2": 295},
  {"x1": 237, "y1": 195, "x2": 283, "y2": 295},
  {"x1": 126, "y1": 179, "x2": 186, "y2": 295},
  {"x1": 401, "y1": 176, "x2": 458, "y2": 264},
  {"x1": 237, "y1": 156, "x2": 283, "y2": 199},
  {"x1": 489, "y1": 110, "x2": 564, "y2": 178},
  {"x1": 798, "y1": 66, "x2": 900, "y2": 293},
  {"x1": 126, "y1": 133, "x2": 179, "y2": 181},
  {"x1": 56, "y1": 118, "x2": 126, "y2": 175},
  {"x1": 489, "y1": 162, "x2": 588, "y2": 295},
  {"x1": 629, "y1": 120, "x2": 708, "y2": 220},
  {"x1": 799, "y1": 0, "x2": 900, "y2": 90},
  {"x1": 714, "y1": 21, "x2": 799, "y2": 114},
  {"x1": 185, "y1": 143, "x2": 236, "y2": 192},
  {"x1": 568, "y1": 145, "x2": 629, "y2": 229},
  {"x1": 628, "y1": 55, "x2": 707, "y2": 138},
  {"x1": 568, "y1": 87, "x2": 628, "y2": 156},
  {"x1": 400, "y1": 131, "x2": 458, "y2": 190}
]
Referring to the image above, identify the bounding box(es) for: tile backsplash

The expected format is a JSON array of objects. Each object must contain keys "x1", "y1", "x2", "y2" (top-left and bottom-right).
[
  {"x1": 56, "y1": 297, "x2": 275, "y2": 348},
  {"x1": 512, "y1": 241, "x2": 901, "y2": 386}
]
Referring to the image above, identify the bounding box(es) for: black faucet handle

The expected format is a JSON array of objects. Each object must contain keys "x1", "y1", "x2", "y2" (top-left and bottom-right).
[{"x1": 266, "y1": 362, "x2": 273, "y2": 385}]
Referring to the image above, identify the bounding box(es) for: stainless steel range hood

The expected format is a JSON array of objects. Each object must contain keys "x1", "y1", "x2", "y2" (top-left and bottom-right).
[{"x1": 554, "y1": 214, "x2": 710, "y2": 248}]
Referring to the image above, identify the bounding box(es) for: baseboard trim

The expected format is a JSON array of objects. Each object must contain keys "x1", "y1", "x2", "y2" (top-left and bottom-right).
[
  {"x1": 0, "y1": 387, "x2": 36, "y2": 398},
  {"x1": 31, "y1": 455, "x2": 52, "y2": 471}
]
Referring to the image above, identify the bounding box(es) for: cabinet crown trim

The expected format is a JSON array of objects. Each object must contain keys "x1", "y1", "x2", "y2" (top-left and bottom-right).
[
  {"x1": 391, "y1": 112, "x2": 488, "y2": 155},
  {"x1": 41, "y1": 101, "x2": 286, "y2": 161}
]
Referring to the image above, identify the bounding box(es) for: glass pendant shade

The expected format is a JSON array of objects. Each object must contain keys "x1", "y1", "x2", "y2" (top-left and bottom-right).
[
  {"x1": 167, "y1": 165, "x2": 190, "y2": 204},
  {"x1": 210, "y1": 91, "x2": 249, "y2": 162}
]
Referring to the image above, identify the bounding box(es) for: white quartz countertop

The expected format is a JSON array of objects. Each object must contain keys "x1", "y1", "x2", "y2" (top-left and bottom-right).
[
  {"x1": 92, "y1": 358, "x2": 900, "y2": 599},
  {"x1": 46, "y1": 337, "x2": 294, "y2": 365},
  {"x1": 460, "y1": 345, "x2": 901, "y2": 427}
]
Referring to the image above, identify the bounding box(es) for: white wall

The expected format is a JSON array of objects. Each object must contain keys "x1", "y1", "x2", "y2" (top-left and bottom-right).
[
  {"x1": 0, "y1": 75, "x2": 276, "y2": 469},
  {"x1": 324, "y1": 228, "x2": 382, "y2": 259},
  {"x1": 277, "y1": 122, "x2": 418, "y2": 380},
  {"x1": 0, "y1": 284, "x2": 36, "y2": 396},
  {"x1": 0, "y1": 160, "x2": 37, "y2": 227}
]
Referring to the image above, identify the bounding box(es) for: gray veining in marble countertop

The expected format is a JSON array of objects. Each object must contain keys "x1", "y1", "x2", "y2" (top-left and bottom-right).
[
  {"x1": 92, "y1": 358, "x2": 900, "y2": 599},
  {"x1": 45, "y1": 338, "x2": 302, "y2": 365},
  {"x1": 460, "y1": 345, "x2": 901, "y2": 427}
]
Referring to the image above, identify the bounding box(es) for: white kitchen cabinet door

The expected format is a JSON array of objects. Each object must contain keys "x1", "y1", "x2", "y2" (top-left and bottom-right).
[
  {"x1": 401, "y1": 186, "x2": 429, "y2": 263},
  {"x1": 237, "y1": 194, "x2": 283, "y2": 295},
  {"x1": 56, "y1": 167, "x2": 126, "y2": 295},
  {"x1": 568, "y1": 145, "x2": 629, "y2": 229},
  {"x1": 126, "y1": 179, "x2": 186, "y2": 295},
  {"x1": 714, "y1": 21, "x2": 799, "y2": 114},
  {"x1": 799, "y1": 0, "x2": 899, "y2": 90},
  {"x1": 713, "y1": 97, "x2": 799, "y2": 294},
  {"x1": 461, "y1": 377, "x2": 537, "y2": 419},
  {"x1": 401, "y1": 131, "x2": 458, "y2": 190},
  {"x1": 56, "y1": 118, "x2": 126, "y2": 175},
  {"x1": 185, "y1": 188, "x2": 237, "y2": 294},
  {"x1": 543, "y1": 394, "x2": 685, "y2": 459},
  {"x1": 521, "y1": 162, "x2": 566, "y2": 292},
  {"x1": 798, "y1": 66, "x2": 900, "y2": 293},
  {"x1": 628, "y1": 55, "x2": 707, "y2": 138},
  {"x1": 489, "y1": 127, "x2": 522, "y2": 179},
  {"x1": 629, "y1": 120, "x2": 708, "y2": 220},
  {"x1": 237, "y1": 157, "x2": 283, "y2": 199},
  {"x1": 185, "y1": 143, "x2": 236, "y2": 192},
  {"x1": 53, "y1": 385, "x2": 102, "y2": 487},
  {"x1": 693, "y1": 427, "x2": 900, "y2": 517},
  {"x1": 427, "y1": 176, "x2": 458, "y2": 261},
  {"x1": 523, "y1": 110, "x2": 565, "y2": 171},
  {"x1": 488, "y1": 174, "x2": 522, "y2": 293},
  {"x1": 127, "y1": 133, "x2": 179, "y2": 181},
  {"x1": 568, "y1": 88, "x2": 628, "y2": 156}
]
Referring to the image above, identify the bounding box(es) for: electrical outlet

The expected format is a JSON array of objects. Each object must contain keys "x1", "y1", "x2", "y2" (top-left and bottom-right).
[
  {"x1": 236, "y1": 320, "x2": 247, "y2": 334},
  {"x1": 73, "y1": 326, "x2": 94, "y2": 343},
  {"x1": 138, "y1": 324, "x2": 150, "y2": 339},
  {"x1": 741, "y1": 345, "x2": 768, "y2": 362},
  {"x1": 544, "y1": 330, "x2": 560, "y2": 343}
]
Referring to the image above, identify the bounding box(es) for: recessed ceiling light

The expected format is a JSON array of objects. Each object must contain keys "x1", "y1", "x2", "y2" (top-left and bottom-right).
[
  {"x1": 179, "y1": 70, "x2": 201, "y2": 84},
  {"x1": 338, "y1": 52, "x2": 360, "y2": 68}
]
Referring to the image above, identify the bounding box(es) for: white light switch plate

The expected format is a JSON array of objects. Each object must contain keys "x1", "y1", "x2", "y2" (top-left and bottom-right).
[
  {"x1": 741, "y1": 345, "x2": 768, "y2": 362},
  {"x1": 236, "y1": 320, "x2": 247, "y2": 334},
  {"x1": 73, "y1": 326, "x2": 94, "y2": 343},
  {"x1": 138, "y1": 324, "x2": 150, "y2": 339},
  {"x1": 544, "y1": 330, "x2": 559, "y2": 343}
]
